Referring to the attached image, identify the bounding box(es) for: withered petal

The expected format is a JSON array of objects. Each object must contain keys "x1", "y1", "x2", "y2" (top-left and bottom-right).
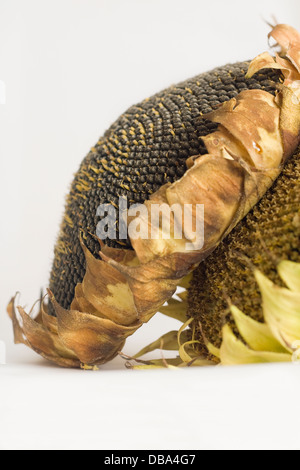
[
  {"x1": 49, "y1": 291, "x2": 142, "y2": 365},
  {"x1": 7, "y1": 296, "x2": 80, "y2": 368},
  {"x1": 78, "y1": 242, "x2": 138, "y2": 326},
  {"x1": 269, "y1": 24, "x2": 300, "y2": 55}
]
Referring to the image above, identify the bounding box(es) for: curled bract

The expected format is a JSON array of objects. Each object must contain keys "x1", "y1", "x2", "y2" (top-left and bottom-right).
[{"x1": 8, "y1": 24, "x2": 300, "y2": 368}]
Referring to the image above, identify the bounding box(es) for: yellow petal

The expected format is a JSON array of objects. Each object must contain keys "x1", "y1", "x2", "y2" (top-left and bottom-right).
[
  {"x1": 176, "y1": 318, "x2": 211, "y2": 366},
  {"x1": 230, "y1": 305, "x2": 288, "y2": 353},
  {"x1": 178, "y1": 340, "x2": 201, "y2": 363},
  {"x1": 159, "y1": 297, "x2": 188, "y2": 323},
  {"x1": 131, "y1": 358, "x2": 183, "y2": 370},
  {"x1": 131, "y1": 365, "x2": 167, "y2": 370},
  {"x1": 219, "y1": 325, "x2": 291, "y2": 365},
  {"x1": 207, "y1": 342, "x2": 221, "y2": 360},
  {"x1": 255, "y1": 270, "x2": 300, "y2": 350},
  {"x1": 178, "y1": 319, "x2": 197, "y2": 361},
  {"x1": 178, "y1": 273, "x2": 193, "y2": 290},
  {"x1": 177, "y1": 290, "x2": 188, "y2": 302},
  {"x1": 133, "y1": 330, "x2": 189, "y2": 359},
  {"x1": 278, "y1": 260, "x2": 300, "y2": 293},
  {"x1": 180, "y1": 356, "x2": 213, "y2": 367}
]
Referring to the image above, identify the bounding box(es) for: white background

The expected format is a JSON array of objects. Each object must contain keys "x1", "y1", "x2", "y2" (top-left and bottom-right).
[{"x1": 0, "y1": 0, "x2": 300, "y2": 450}]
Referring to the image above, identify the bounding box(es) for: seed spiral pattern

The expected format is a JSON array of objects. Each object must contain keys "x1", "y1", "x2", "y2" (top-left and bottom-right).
[{"x1": 50, "y1": 63, "x2": 280, "y2": 312}]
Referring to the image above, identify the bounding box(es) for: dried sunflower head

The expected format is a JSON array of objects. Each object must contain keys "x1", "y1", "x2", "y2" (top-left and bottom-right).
[{"x1": 7, "y1": 23, "x2": 300, "y2": 369}]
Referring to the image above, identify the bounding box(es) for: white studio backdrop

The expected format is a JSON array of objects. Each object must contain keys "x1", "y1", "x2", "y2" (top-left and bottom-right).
[{"x1": 0, "y1": 0, "x2": 300, "y2": 450}]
